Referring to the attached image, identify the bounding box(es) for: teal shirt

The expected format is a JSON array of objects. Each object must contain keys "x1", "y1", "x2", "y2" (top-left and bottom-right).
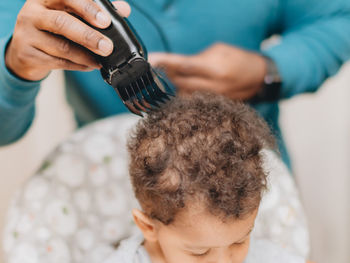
[{"x1": 1, "y1": 0, "x2": 350, "y2": 166}]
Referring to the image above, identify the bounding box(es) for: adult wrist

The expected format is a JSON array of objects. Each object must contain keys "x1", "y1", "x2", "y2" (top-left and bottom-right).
[
  {"x1": 249, "y1": 55, "x2": 282, "y2": 104},
  {"x1": 0, "y1": 35, "x2": 41, "y2": 98},
  {"x1": 5, "y1": 36, "x2": 48, "y2": 82}
]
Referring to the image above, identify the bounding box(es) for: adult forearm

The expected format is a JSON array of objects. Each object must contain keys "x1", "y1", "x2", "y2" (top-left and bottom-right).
[
  {"x1": 0, "y1": 102, "x2": 36, "y2": 146},
  {"x1": 264, "y1": 0, "x2": 350, "y2": 99},
  {"x1": 0, "y1": 36, "x2": 40, "y2": 146}
]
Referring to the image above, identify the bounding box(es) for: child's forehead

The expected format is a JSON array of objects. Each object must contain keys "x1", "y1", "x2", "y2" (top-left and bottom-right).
[
  {"x1": 171, "y1": 199, "x2": 209, "y2": 225},
  {"x1": 169, "y1": 201, "x2": 231, "y2": 228},
  {"x1": 166, "y1": 201, "x2": 258, "y2": 231},
  {"x1": 161, "y1": 208, "x2": 257, "y2": 248}
]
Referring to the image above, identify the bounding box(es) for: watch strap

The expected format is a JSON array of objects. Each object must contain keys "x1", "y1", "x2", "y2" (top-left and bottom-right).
[{"x1": 249, "y1": 55, "x2": 282, "y2": 104}]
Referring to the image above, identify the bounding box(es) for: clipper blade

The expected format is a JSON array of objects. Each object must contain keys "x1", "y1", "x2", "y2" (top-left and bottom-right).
[{"x1": 109, "y1": 58, "x2": 174, "y2": 116}]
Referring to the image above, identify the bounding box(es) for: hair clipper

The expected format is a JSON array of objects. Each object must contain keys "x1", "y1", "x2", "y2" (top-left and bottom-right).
[{"x1": 92, "y1": 0, "x2": 173, "y2": 116}]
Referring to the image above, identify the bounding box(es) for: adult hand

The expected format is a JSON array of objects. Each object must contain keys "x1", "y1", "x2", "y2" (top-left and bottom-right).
[
  {"x1": 5, "y1": 0, "x2": 131, "y2": 81},
  {"x1": 149, "y1": 43, "x2": 267, "y2": 100}
]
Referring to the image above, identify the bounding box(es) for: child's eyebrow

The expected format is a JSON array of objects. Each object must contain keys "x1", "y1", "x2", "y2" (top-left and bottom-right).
[{"x1": 184, "y1": 226, "x2": 254, "y2": 250}]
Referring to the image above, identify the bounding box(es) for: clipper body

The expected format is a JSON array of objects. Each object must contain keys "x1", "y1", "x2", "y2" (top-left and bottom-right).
[{"x1": 93, "y1": 0, "x2": 173, "y2": 116}]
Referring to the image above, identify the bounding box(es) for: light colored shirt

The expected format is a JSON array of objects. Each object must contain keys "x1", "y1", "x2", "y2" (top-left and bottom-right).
[{"x1": 103, "y1": 232, "x2": 305, "y2": 263}]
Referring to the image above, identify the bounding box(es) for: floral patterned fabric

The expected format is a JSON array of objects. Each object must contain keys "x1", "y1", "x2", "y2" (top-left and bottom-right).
[{"x1": 3, "y1": 114, "x2": 310, "y2": 263}]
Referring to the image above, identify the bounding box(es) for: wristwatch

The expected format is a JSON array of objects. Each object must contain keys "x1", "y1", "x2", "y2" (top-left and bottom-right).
[{"x1": 249, "y1": 55, "x2": 282, "y2": 104}]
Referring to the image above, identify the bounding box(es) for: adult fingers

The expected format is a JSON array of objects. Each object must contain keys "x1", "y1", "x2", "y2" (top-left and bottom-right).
[
  {"x1": 44, "y1": 0, "x2": 131, "y2": 27},
  {"x1": 171, "y1": 75, "x2": 245, "y2": 99},
  {"x1": 29, "y1": 46, "x2": 94, "y2": 72},
  {"x1": 36, "y1": 9, "x2": 113, "y2": 56},
  {"x1": 32, "y1": 30, "x2": 100, "y2": 68},
  {"x1": 149, "y1": 53, "x2": 214, "y2": 78},
  {"x1": 171, "y1": 76, "x2": 216, "y2": 93},
  {"x1": 44, "y1": 0, "x2": 111, "y2": 28},
  {"x1": 112, "y1": 1, "x2": 131, "y2": 17}
]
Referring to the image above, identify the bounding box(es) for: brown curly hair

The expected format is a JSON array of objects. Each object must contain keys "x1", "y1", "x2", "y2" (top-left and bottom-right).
[{"x1": 128, "y1": 92, "x2": 275, "y2": 225}]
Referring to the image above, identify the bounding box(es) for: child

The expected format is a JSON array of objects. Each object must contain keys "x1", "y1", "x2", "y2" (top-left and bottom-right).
[{"x1": 104, "y1": 92, "x2": 311, "y2": 263}]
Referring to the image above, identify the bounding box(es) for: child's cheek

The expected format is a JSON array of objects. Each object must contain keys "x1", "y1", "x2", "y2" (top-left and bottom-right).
[{"x1": 232, "y1": 239, "x2": 251, "y2": 263}]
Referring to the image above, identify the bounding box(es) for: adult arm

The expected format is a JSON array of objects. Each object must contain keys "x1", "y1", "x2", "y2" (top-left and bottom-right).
[
  {"x1": 0, "y1": 0, "x2": 40, "y2": 146},
  {"x1": 0, "y1": 0, "x2": 130, "y2": 146},
  {"x1": 149, "y1": 0, "x2": 350, "y2": 101},
  {"x1": 264, "y1": 0, "x2": 350, "y2": 99}
]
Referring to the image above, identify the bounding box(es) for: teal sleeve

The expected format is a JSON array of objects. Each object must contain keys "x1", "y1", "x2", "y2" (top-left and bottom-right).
[
  {"x1": 264, "y1": 0, "x2": 350, "y2": 99},
  {"x1": 0, "y1": 0, "x2": 42, "y2": 146},
  {"x1": 0, "y1": 36, "x2": 41, "y2": 146}
]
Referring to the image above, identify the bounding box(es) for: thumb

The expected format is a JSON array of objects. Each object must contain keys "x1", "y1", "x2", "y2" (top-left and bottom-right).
[
  {"x1": 148, "y1": 52, "x2": 175, "y2": 67},
  {"x1": 149, "y1": 52, "x2": 212, "y2": 77},
  {"x1": 149, "y1": 53, "x2": 193, "y2": 76},
  {"x1": 112, "y1": 1, "x2": 131, "y2": 17}
]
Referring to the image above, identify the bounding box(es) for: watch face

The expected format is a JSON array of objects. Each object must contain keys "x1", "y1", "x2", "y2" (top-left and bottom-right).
[
  {"x1": 264, "y1": 75, "x2": 275, "y2": 85},
  {"x1": 264, "y1": 56, "x2": 282, "y2": 85},
  {"x1": 248, "y1": 56, "x2": 281, "y2": 104}
]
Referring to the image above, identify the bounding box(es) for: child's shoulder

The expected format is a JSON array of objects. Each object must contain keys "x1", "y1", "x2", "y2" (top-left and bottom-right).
[
  {"x1": 103, "y1": 232, "x2": 151, "y2": 263},
  {"x1": 245, "y1": 238, "x2": 305, "y2": 263}
]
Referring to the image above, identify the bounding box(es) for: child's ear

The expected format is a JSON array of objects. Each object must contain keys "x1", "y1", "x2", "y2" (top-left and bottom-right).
[{"x1": 132, "y1": 209, "x2": 158, "y2": 242}]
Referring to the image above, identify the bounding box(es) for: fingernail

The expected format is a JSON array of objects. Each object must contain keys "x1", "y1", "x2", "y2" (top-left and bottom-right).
[
  {"x1": 98, "y1": 39, "x2": 113, "y2": 55},
  {"x1": 96, "y1": 11, "x2": 111, "y2": 27}
]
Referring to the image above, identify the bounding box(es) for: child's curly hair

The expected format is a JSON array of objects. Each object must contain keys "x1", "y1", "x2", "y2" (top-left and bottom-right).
[{"x1": 128, "y1": 92, "x2": 275, "y2": 225}]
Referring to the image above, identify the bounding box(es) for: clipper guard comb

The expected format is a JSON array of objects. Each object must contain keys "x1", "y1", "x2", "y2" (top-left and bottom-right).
[{"x1": 93, "y1": 0, "x2": 174, "y2": 116}]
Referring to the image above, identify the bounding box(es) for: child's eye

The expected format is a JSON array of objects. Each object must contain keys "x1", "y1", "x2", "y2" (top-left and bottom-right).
[
  {"x1": 234, "y1": 238, "x2": 248, "y2": 246},
  {"x1": 191, "y1": 250, "x2": 209, "y2": 257}
]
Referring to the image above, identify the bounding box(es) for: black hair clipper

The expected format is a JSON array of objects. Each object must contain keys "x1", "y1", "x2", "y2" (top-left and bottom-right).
[{"x1": 93, "y1": 0, "x2": 174, "y2": 116}]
